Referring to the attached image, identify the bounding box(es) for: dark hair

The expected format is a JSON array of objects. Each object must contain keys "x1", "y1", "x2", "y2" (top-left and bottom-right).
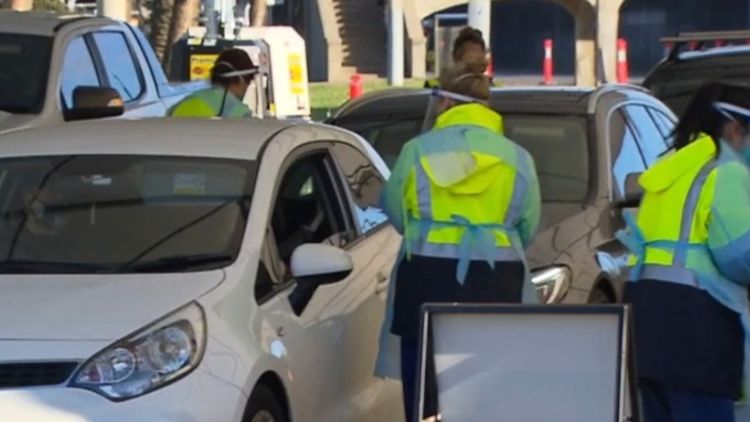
[
  {"x1": 452, "y1": 27, "x2": 486, "y2": 62},
  {"x1": 210, "y1": 48, "x2": 257, "y2": 87},
  {"x1": 439, "y1": 51, "x2": 490, "y2": 101},
  {"x1": 672, "y1": 82, "x2": 724, "y2": 151}
]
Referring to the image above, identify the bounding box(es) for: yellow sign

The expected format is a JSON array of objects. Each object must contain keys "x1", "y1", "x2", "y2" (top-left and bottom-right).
[
  {"x1": 190, "y1": 54, "x2": 218, "y2": 81},
  {"x1": 288, "y1": 54, "x2": 305, "y2": 95}
]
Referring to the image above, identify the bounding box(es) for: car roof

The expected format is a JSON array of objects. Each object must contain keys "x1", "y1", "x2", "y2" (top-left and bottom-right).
[
  {"x1": 0, "y1": 118, "x2": 295, "y2": 159},
  {"x1": 0, "y1": 11, "x2": 110, "y2": 36},
  {"x1": 330, "y1": 85, "x2": 650, "y2": 121}
]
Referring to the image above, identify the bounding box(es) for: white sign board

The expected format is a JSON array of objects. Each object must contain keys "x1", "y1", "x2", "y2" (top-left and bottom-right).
[{"x1": 417, "y1": 305, "x2": 638, "y2": 422}]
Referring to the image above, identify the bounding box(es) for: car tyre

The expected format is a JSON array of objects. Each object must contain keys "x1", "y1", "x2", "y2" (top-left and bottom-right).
[
  {"x1": 244, "y1": 385, "x2": 287, "y2": 422},
  {"x1": 589, "y1": 286, "x2": 614, "y2": 304}
]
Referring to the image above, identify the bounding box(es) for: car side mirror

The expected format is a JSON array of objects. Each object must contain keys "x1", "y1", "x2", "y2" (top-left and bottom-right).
[
  {"x1": 615, "y1": 172, "x2": 643, "y2": 209},
  {"x1": 288, "y1": 244, "x2": 353, "y2": 315},
  {"x1": 64, "y1": 86, "x2": 125, "y2": 122}
]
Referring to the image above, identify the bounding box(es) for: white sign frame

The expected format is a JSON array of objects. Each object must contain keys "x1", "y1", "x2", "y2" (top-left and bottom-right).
[{"x1": 415, "y1": 304, "x2": 641, "y2": 422}]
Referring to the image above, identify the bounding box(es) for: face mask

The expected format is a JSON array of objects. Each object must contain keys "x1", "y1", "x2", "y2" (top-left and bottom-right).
[{"x1": 740, "y1": 144, "x2": 750, "y2": 167}]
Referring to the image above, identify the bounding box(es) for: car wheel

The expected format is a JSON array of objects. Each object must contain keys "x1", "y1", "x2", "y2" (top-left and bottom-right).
[
  {"x1": 244, "y1": 385, "x2": 287, "y2": 422},
  {"x1": 589, "y1": 286, "x2": 614, "y2": 304}
]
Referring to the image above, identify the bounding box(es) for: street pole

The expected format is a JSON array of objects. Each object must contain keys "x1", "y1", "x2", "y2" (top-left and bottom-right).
[
  {"x1": 206, "y1": 0, "x2": 219, "y2": 39},
  {"x1": 468, "y1": 0, "x2": 491, "y2": 47},
  {"x1": 387, "y1": 0, "x2": 404, "y2": 86},
  {"x1": 97, "y1": 0, "x2": 129, "y2": 21}
]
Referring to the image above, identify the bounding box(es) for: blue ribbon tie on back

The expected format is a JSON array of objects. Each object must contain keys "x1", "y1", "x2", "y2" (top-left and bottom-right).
[
  {"x1": 410, "y1": 214, "x2": 515, "y2": 285},
  {"x1": 615, "y1": 211, "x2": 708, "y2": 281}
]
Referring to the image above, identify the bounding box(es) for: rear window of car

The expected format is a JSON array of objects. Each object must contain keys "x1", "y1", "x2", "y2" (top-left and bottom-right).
[{"x1": 336, "y1": 113, "x2": 590, "y2": 203}]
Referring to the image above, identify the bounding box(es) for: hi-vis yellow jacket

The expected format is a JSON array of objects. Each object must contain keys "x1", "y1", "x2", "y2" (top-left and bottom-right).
[
  {"x1": 618, "y1": 134, "x2": 750, "y2": 414},
  {"x1": 381, "y1": 103, "x2": 540, "y2": 283},
  {"x1": 169, "y1": 87, "x2": 251, "y2": 118}
]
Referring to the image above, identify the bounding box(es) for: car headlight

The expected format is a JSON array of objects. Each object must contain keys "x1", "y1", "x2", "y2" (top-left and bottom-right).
[
  {"x1": 531, "y1": 266, "x2": 572, "y2": 304},
  {"x1": 70, "y1": 302, "x2": 206, "y2": 401}
]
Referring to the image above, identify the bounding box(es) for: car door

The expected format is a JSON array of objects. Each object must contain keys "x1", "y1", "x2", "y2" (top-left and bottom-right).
[
  {"x1": 254, "y1": 142, "x2": 402, "y2": 422},
  {"x1": 328, "y1": 141, "x2": 403, "y2": 421}
]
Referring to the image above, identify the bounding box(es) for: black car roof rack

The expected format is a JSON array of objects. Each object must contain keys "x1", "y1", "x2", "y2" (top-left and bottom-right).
[{"x1": 662, "y1": 30, "x2": 750, "y2": 61}]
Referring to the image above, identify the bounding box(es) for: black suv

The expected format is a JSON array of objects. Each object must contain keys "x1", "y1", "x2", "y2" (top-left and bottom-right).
[{"x1": 644, "y1": 30, "x2": 750, "y2": 116}]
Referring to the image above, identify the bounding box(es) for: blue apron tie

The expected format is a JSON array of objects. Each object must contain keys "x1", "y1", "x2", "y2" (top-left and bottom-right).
[
  {"x1": 407, "y1": 215, "x2": 516, "y2": 285},
  {"x1": 615, "y1": 211, "x2": 707, "y2": 281}
]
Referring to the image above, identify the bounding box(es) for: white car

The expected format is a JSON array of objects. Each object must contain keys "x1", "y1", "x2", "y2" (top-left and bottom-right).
[{"x1": 0, "y1": 118, "x2": 403, "y2": 421}]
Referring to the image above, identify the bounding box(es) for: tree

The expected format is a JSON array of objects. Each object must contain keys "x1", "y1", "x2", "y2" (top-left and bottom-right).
[
  {"x1": 149, "y1": 0, "x2": 174, "y2": 62},
  {"x1": 250, "y1": 0, "x2": 266, "y2": 26},
  {"x1": 164, "y1": 0, "x2": 199, "y2": 67}
]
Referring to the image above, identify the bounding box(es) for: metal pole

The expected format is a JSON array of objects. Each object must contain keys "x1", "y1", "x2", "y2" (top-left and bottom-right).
[
  {"x1": 206, "y1": 0, "x2": 219, "y2": 39},
  {"x1": 468, "y1": 0, "x2": 491, "y2": 48},
  {"x1": 97, "y1": 0, "x2": 129, "y2": 21},
  {"x1": 387, "y1": 0, "x2": 404, "y2": 86}
]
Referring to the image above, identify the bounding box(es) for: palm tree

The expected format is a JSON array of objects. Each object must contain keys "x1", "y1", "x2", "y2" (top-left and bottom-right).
[
  {"x1": 149, "y1": 0, "x2": 174, "y2": 62},
  {"x1": 164, "y1": 0, "x2": 199, "y2": 66}
]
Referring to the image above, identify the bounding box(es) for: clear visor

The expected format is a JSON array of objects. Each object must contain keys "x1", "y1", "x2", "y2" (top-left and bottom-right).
[
  {"x1": 714, "y1": 101, "x2": 750, "y2": 127},
  {"x1": 421, "y1": 89, "x2": 488, "y2": 133}
]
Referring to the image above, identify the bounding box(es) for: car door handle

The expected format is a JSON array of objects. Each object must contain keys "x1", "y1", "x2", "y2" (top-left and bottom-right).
[
  {"x1": 374, "y1": 271, "x2": 389, "y2": 295},
  {"x1": 276, "y1": 326, "x2": 286, "y2": 337}
]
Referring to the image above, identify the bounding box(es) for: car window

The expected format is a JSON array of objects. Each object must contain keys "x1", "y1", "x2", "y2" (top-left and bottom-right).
[
  {"x1": 92, "y1": 32, "x2": 143, "y2": 102},
  {"x1": 330, "y1": 143, "x2": 388, "y2": 234},
  {"x1": 504, "y1": 115, "x2": 590, "y2": 202},
  {"x1": 336, "y1": 117, "x2": 422, "y2": 168},
  {"x1": 264, "y1": 153, "x2": 350, "y2": 286},
  {"x1": 623, "y1": 105, "x2": 669, "y2": 165},
  {"x1": 610, "y1": 110, "x2": 646, "y2": 197},
  {"x1": 0, "y1": 34, "x2": 52, "y2": 114},
  {"x1": 60, "y1": 37, "x2": 100, "y2": 108}
]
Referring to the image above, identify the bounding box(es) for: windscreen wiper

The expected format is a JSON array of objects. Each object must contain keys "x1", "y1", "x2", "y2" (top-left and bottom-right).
[
  {"x1": 120, "y1": 253, "x2": 234, "y2": 273},
  {"x1": 0, "y1": 259, "x2": 116, "y2": 274}
]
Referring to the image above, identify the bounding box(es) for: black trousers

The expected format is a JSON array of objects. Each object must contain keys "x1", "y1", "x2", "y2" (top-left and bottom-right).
[
  {"x1": 392, "y1": 254, "x2": 525, "y2": 421},
  {"x1": 391, "y1": 254, "x2": 525, "y2": 339}
]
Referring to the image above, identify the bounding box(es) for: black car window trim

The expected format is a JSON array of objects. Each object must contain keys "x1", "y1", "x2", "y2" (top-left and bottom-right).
[{"x1": 87, "y1": 30, "x2": 146, "y2": 104}]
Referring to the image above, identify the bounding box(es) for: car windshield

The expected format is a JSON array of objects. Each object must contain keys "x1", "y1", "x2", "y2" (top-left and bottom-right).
[
  {"x1": 339, "y1": 113, "x2": 590, "y2": 202},
  {"x1": 0, "y1": 155, "x2": 255, "y2": 274},
  {"x1": 0, "y1": 33, "x2": 52, "y2": 114}
]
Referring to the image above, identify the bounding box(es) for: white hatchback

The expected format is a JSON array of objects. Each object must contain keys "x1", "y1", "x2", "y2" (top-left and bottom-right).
[{"x1": 0, "y1": 119, "x2": 403, "y2": 422}]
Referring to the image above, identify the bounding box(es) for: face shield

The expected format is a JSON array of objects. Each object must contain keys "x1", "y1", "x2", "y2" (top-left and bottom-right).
[
  {"x1": 214, "y1": 61, "x2": 258, "y2": 93},
  {"x1": 714, "y1": 101, "x2": 750, "y2": 164},
  {"x1": 421, "y1": 89, "x2": 488, "y2": 133}
]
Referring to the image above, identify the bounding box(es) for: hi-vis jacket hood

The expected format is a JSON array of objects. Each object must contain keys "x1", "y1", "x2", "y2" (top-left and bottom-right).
[
  {"x1": 420, "y1": 103, "x2": 506, "y2": 193},
  {"x1": 639, "y1": 133, "x2": 716, "y2": 193}
]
